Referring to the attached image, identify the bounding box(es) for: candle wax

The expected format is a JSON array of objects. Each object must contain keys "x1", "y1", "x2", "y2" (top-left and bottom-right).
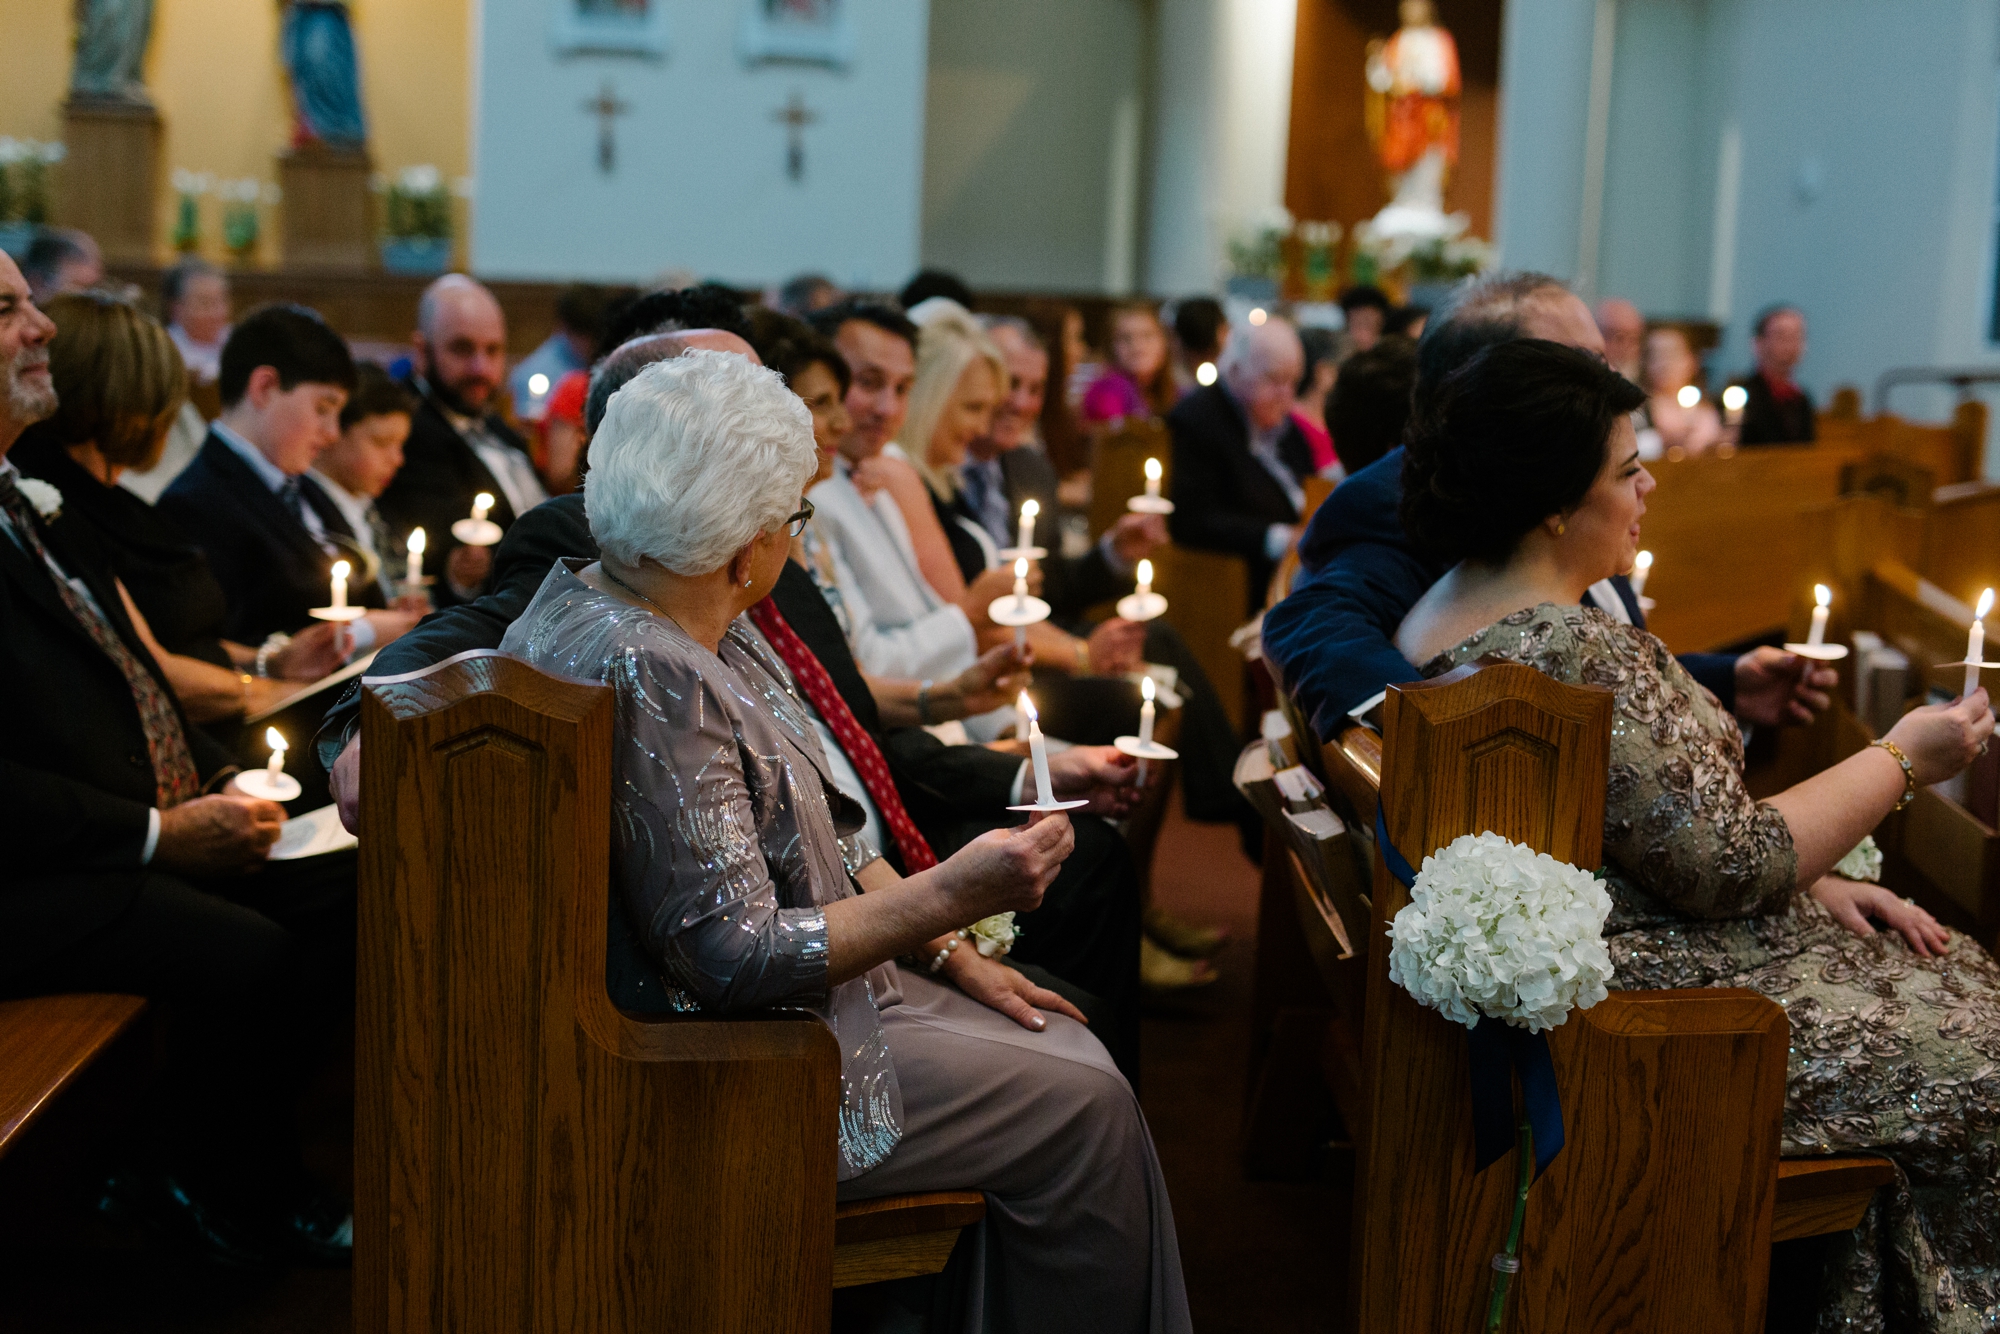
[
  {"x1": 1807, "y1": 604, "x2": 1829, "y2": 647},
  {"x1": 1138, "y1": 698, "x2": 1156, "y2": 748},
  {"x1": 1968, "y1": 620, "x2": 1986, "y2": 699},
  {"x1": 1027, "y1": 714, "x2": 1054, "y2": 806}
]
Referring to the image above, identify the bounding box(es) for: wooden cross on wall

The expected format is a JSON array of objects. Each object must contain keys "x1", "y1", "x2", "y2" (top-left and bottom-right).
[
  {"x1": 582, "y1": 82, "x2": 631, "y2": 175},
  {"x1": 771, "y1": 93, "x2": 819, "y2": 183}
]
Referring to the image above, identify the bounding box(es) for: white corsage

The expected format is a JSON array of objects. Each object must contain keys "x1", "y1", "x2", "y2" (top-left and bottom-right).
[
  {"x1": 15, "y1": 477, "x2": 62, "y2": 521},
  {"x1": 1834, "y1": 834, "x2": 1883, "y2": 884},
  {"x1": 967, "y1": 912, "x2": 1019, "y2": 958},
  {"x1": 1386, "y1": 832, "x2": 1614, "y2": 1033}
]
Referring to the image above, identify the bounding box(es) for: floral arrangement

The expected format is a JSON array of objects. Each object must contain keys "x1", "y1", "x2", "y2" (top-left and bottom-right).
[
  {"x1": 382, "y1": 164, "x2": 451, "y2": 242},
  {"x1": 16, "y1": 477, "x2": 63, "y2": 522},
  {"x1": 1834, "y1": 835, "x2": 1883, "y2": 884},
  {"x1": 1298, "y1": 220, "x2": 1342, "y2": 302},
  {"x1": 0, "y1": 138, "x2": 65, "y2": 226},
  {"x1": 1351, "y1": 216, "x2": 1494, "y2": 290},
  {"x1": 967, "y1": 912, "x2": 1018, "y2": 958},
  {"x1": 170, "y1": 169, "x2": 214, "y2": 252},
  {"x1": 217, "y1": 178, "x2": 277, "y2": 259},
  {"x1": 1387, "y1": 831, "x2": 1613, "y2": 1033},
  {"x1": 1225, "y1": 204, "x2": 1294, "y2": 284}
]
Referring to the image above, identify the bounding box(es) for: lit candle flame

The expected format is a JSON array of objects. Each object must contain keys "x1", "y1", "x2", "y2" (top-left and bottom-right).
[
  {"x1": 1248, "y1": 307, "x2": 1268, "y2": 326},
  {"x1": 1017, "y1": 691, "x2": 1038, "y2": 723},
  {"x1": 1144, "y1": 458, "x2": 1162, "y2": 483},
  {"x1": 1142, "y1": 675, "x2": 1156, "y2": 703},
  {"x1": 1635, "y1": 550, "x2": 1653, "y2": 571},
  {"x1": 1137, "y1": 558, "x2": 1153, "y2": 586},
  {"x1": 1195, "y1": 362, "x2": 1217, "y2": 386},
  {"x1": 407, "y1": 527, "x2": 426, "y2": 555},
  {"x1": 1014, "y1": 556, "x2": 1029, "y2": 581},
  {"x1": 472, "y1": 492, "x2": 494, "y2": 522},
  {"x1": 265, "y1": 727, "x2": 286, "y2": 752},
  {"x1": 1721, "y1": 385, "x2": 1748, "y2": 413},
  {"x1": 332, "y1": 559, "x2": 351, "y2": 581},
  {"x1": 1814, "y1": 584, "x2": 1832, "y2": 608},
  {"x1": 1676, "y1": 385, "x2": 1700, "y2": 409},
  {"x1": 1021, "y1": 498, "x2": 1039, "y2": 520},
  {"x1": 1979, "y1": 588, "x2": 1996, "y2": 621}
]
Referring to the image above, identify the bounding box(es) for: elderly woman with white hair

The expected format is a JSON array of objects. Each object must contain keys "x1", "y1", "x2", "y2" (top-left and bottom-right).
[{"x1": 500, "y1": 352, "x2": 1191, "y2": 1334}]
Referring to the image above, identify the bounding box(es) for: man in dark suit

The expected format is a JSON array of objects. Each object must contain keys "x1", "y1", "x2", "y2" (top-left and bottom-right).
[
  {"x1": 158, "y1": 304, "x2": 419, "y2": 652},
  {"x1": 1263, "y1": 271, "x2": 1835, "y2": 746},
  {"x1": 0, "y1": 255, "x2": 354, "y2": 1267},
  {"x1": 323, "y1": 338, "x2": 1148, "y2": 1080},
  {"x1": 376, "y1": 275, "x2": 546, "y2": 606},
  {"x1": 1166, "y1": 316, "x2": 1316, "y2": 611},
  {"x1": 1730, "y1": 304, "x2": 1816, "y2": 446}
]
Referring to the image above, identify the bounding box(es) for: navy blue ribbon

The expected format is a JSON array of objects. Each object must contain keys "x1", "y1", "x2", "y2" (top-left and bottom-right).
[{"x1": 1375, "y1": 805, "x2": 1566, "y2": 1179}]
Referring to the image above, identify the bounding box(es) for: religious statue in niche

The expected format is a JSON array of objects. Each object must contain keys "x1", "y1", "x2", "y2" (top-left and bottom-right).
[
  {"x1": 281, "y1": 1, "x2": 369, "y2": 152},
  {"x1": 1363, "y1": 0, "x2": 1460, "y2": 241},
  {"x1": 551, "y1": 0, "x2": 671, "y2": 58},
  {"x1": 738, "y1": 0, "x2": 851, "y2": 69},
  {"x1": 70, "y1": 0, "x2": 156, "y2": 105}
]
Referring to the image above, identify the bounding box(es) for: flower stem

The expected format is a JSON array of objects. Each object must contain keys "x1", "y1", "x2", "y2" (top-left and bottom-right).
[{"x1": 1485, "y1": 1115, "x2": 1534, "y2": 1333}]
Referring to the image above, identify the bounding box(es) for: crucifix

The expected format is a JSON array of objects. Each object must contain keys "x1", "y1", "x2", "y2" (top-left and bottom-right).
[
  {"x1": 771, "y1": 93, "x2": 820, "y2": 183},
  {"x1": 582, "y1": 82, "x2": 631, "y2": 175}
]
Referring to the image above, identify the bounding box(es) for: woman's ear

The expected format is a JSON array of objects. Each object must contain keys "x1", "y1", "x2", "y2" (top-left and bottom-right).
[{"x1": 1544, "y1": 512, "x2": 1569, "y2": 540}]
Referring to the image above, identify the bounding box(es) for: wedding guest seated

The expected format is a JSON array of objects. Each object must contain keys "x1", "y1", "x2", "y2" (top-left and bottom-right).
[
  {"x1": 308, "y1": 363, "x2": 435, "y2": 612},
  {"x1": 1593, "y1": 295, "x2": 1644, "y2": 382},
  {"x1": 600, "y1": 282, "x2": 755, "y2": 353},
  {"x1": 1384, "y1": 304, "x2": 1428, "y2": 340},
  {"x1": 159, "y1": 304, "x2": 420, "y2": 654},
  {"x1": 10, "y1": 292, "x2": 349, "y2": 724},
  {"x1": 1081, "y1": 301, "x2": 1177, "y2": 426},
  {"x1": 506, "y1": 282, "x2": 617, "y2": 422},
  {"x1": 1166, "y1": 316, "x2": 1313, "y2": 611},
  {"x1": 323, "y1": 329, "x2": 1152, "y2": 1076},
  {"x1": 1291, "y1": 325, "x2": 1347, "y2": 479},
  {"x1": 0, "y1": 251, "x2": 356, "y2": 1268},
  {"x1": 377, "y1": 275, "x2": 544, "y2": 606},
  {"x1": 499, "y1": 351, "x2": 1189, "y2": 1330},
  {"x1": 1395, "y1": 336, "x2": 1999, "y2": 1331},
  {"x1": 1327, "y1": 334, "x2": 1417, "y2": 476},
  {"x1": 1337, "y1": 284, "x2": 1391, "y2": 352},
  {"x1": 1642, "y1": 324, "x2": 1723, "y2": 456},
  {"x1": 1264, "y1": 271, "x2": 1830, "y2": 743},
  {"x1": 20, "y1": 227, "x2": 103, "y2": 303},
  {"x1": 530, "y1": 368, "x2": 588, "y2": 495},
  {"x1": 898, "y1": 266, "x2": 975, "y2": 312},
  {"x1": 1729, "y1": 304, "x2": 1816, "y2": 445},
  {"x1": 1170, "y1": 295, "x2": 1227, "y2": 394},
  {"x1": 774, "y1": 271, "x2": 843, "y2": 316},
  {"x1": 120, "y1": 257, "x2": 234, "y2": 503}
]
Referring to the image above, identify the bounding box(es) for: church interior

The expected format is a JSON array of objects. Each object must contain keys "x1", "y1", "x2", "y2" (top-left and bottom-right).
[{"x1": 4, "y1": 1, "x2": 2000, "y2": 1331}]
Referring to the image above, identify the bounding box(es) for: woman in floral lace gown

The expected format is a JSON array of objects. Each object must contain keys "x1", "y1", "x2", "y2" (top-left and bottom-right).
[{"x1": 1394, "y1": 340, "x2": 2000, "y2": 1332}]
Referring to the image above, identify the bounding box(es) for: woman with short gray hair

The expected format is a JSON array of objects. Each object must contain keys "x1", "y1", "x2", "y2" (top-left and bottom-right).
[{"x1": 503, "y1": 351, "x2": 1190, "y2": 1334}]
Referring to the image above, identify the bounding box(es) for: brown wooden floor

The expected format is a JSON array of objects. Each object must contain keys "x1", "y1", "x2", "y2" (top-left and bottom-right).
[{"x1": 0, "y1": 796, "x2": 1339, "y2": 1331}]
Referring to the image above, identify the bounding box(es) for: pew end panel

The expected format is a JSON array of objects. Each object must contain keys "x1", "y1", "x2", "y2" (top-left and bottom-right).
[
  {"x1": 1352, "y1": 660, "x2": 1793, "y2": 1332},
  {"x1": 357, "y1": 650, "x2": 845, "y2": 1334}
]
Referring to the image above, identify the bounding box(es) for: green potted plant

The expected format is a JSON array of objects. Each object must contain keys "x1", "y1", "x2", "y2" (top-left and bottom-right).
[
  {"x1": 170, "y1": 169, "x2": 214, "y2": 254},
  {"x1": 379, "y1": 165, "x2": 453, "y2": 275},
  {"x1": 219, "y1": 178, "x2": 274, "y2": 263}
]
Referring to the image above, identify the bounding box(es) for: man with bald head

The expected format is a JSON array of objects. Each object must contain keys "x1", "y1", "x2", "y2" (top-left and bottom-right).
[
  {"x1": 1595, "y1": 296, "x2": 1645, "y2": 382},
  {"x1": 377, "y1": 274, "x2": 545, "y2": 603},
  {"x1": 1166, "y1": 315, "x2": 1315, "y2": 611},
  {"x1": 1264, "y1": 271, "x2": 1834, "y2": 744}
]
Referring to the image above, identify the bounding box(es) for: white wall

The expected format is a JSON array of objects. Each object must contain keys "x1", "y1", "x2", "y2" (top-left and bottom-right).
[
  {"x1": 921, "y1": 0, "x2": 1147, "y2": 292},
  {"x1": 472, "y1": 0, "x2": 930, "y2": 288},
  {"x1": 1496, "y1": 0, "x2": 2000, "y2": 467}
]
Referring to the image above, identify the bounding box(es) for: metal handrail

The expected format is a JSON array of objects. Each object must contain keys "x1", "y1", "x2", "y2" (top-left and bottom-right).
[{"x1": 1874, "y1": 366, "x2": 2000, "y2": 413}]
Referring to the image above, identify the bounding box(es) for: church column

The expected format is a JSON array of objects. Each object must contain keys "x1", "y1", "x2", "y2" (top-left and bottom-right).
[{"x1": 1143, "y1": 0, "x2": 1296, "y2": 296}]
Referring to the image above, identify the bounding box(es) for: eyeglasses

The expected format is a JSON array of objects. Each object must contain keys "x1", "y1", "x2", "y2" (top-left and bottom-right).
[{"x1": 785, "y1": 497, "x2": 815, "y2": 537}]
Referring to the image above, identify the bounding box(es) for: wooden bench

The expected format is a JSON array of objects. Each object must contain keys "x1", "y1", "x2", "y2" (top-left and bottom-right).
[
  {"x1": 1818, "y1": 402, "x2": 1987, "y2": 488},
  {"x1": 0, "y1": 994, "x2": 147, "y2": 1161},
  {"x1": 1242, "y1": 663, "x2": 1893, "y2": 1326},
  {"x1": 357, "y1": 651, "x2": 985, "y2": 1332}
]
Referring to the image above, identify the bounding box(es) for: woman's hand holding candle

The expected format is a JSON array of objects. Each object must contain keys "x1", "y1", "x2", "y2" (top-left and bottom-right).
[{"x1": 1967, "y1": 588, "x2": 1995, "y2": 698}]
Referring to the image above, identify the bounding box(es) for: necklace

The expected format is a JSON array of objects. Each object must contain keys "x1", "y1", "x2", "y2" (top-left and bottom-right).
[{"x1": 602, "y1": 566, "x2": 688, "y2": 632}]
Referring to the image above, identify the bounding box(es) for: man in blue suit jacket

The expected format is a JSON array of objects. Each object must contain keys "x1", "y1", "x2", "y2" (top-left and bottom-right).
[{"x1": 1264, "y1": 273, "x2": 1835, "y2": 743}]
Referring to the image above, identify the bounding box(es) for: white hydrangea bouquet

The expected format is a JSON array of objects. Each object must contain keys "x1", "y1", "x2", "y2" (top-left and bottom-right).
[
  {"x1": 1835, "y1": 835, "x2": 1882, "y2": 884},
  {"x1": 1382, "y1": 829, "x2": 1614, "y2": 1333},
  {"x1": 1387, "y1": 832, "x2": 1614, "y2": 1033}
]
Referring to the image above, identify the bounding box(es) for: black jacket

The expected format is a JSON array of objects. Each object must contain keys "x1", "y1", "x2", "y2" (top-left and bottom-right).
[
  {"x1": 1165, "y1": 384, "x2": 1315, "y2": 605},
  {"x1": 945, "y1": 449, "x2": 1127, "y2": 620},
  {"x1": 1731, "y1": 371, "x2": 1817, "y2": 446},
  {"x1": 374, "y1": 386, "x2": 535, "y2": 606},
  {"x1": 316, "y1": 494, "x2": 1024, "y2": 860},
  {"x1": 1, "y1": 485, "x2": 236, "y2": 976},
  {"x1": 156, "y1": 431, "x2": 384, "y2": 644}
]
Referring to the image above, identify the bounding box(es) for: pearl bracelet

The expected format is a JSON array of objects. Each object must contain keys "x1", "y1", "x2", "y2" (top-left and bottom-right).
[{"x1": 928, "y1": 928, "x2": 971, "y2": 974}]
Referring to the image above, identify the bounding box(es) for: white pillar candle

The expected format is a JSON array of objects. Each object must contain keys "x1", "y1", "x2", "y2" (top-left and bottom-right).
[
  {"x1": 1135, "y1": 558, "x2": 1154, "y2": 599},
  {"x1": 1143, "y1": 457, "x2": 1162, "y2": 500},
  {"x1": 330, "y1": 559, "x2": 351, "y2": 611},
  {"x1": 1807, "y1": 584, "x2": 1831, "y2": 647},
  {"x1": 1017, "y1": 498, "x2": 1039, "y2": 552},
  {"x1": 1138, "y1": 675, "x2": 1156, "y2": 747},
  {"x1": 265, "y1": 727, "x2": 287, "y2": 780},
  {"x1": 471, "y1": 491, "x2": 494, "y2": 524},
  {"x1": 1629, "y1": 550, "x2": 1652, "y2": 599},
  {"x1": 1021, "y1": 692, "x2": 1054, "y2": 805},
  {"x1": 1968, "y1": 588, "x2": 1995, "y2": 697},
  {"x1": 1012, "y1": 556, "x2": 1031, "y2": 650},
  {"x1": 405, "y1": 527, "x2": 426, "y2": 594}
]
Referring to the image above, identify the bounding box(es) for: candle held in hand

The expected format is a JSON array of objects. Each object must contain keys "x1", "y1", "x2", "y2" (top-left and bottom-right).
[
  {"x1": 265, "y1": 726, "x2": 287, "y2": 780},
  {"x1": 1012, "y1": 557, "x2": 1030, "y2": 649},
  {"x1": 405, "y1": 527, "x2": 426, "y2": 593},
  {"x1": 1629, "y1": 550, "x2": 1653, "y2": 598},
  {"x1": 1020, "y1": 692, "x2": 1054, "y2": 806},
  {"x1": 1138, "y1": 675, "x2": 1156, "y2": 747},
  {"x1": 1135, "y1": 558, "x2": 1153, "y2": 599},
  {"x1": 1967, "y1": 587, "x2": 1995, "y2": 697},
  {"x1": 1808, "y1": 583, "x2": 1831, "y2": 647},
  {"x1": 1017, "y1": 498, "x2": 1039, "y2": 553},
  {"x1": 471, "y1": 492, "x2": 494, "y2": 524},
  {"x1": 1143, "y1": 457, "x2": 1162, "y2": 500},
  {"x1": 330, "y1": 559, "x2": 351, "y2": 612}
]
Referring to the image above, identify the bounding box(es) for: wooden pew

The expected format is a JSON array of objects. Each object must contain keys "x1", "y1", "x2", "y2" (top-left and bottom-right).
[
  {"x1": 0, "y1": 995, "x2": 147, "y2": 1160},
  {"x1": 356, "y1": 651, "x2": 983, "y2": 1333},
  {"x1": 1818, "y1": 402, "x2": 1987, "y2": 487}
]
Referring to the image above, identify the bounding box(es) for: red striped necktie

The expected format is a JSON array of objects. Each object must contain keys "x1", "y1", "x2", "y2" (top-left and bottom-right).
[{"x1": 746, "y1": 598, "x2": 939, "y2": 873}]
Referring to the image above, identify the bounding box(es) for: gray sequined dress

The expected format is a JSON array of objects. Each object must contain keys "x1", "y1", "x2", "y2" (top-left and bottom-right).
[{"x1": 1427, "y1": 603, "x2": 2000, "y2": 1333}]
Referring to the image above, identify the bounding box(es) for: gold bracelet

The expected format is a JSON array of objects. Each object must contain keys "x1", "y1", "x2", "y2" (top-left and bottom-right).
[{"x1": 1871, "y1": 738, "x2": 1918, "y2": 811}]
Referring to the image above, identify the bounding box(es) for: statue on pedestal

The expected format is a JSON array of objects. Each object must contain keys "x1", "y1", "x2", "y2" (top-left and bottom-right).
[
  {"x1": 281, "y1": 1, "x2": 369, "y2": 152},
  {"x1": 1364, "y1": 0, "x2": 1460, "y2": 242},
  {"x1": 70, "y1": 0, "x2": 156, "y2": 105}
]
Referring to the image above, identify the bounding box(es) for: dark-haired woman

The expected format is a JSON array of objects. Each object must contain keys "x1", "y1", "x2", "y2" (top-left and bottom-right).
[{"x1": 1394, "y1": 338, "x2": 2000, "y2": 1330}]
